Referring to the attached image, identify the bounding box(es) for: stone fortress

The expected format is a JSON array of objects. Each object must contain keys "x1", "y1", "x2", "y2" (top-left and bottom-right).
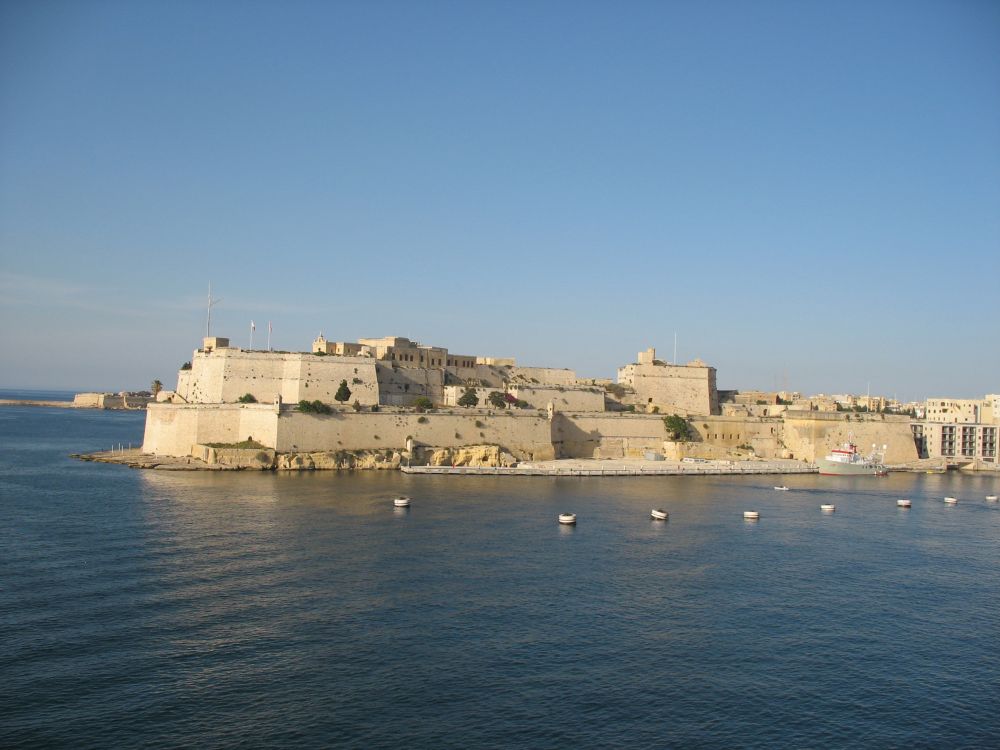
[{"x1": 139, "y1": 331, "x2": 955, "y2": 471}]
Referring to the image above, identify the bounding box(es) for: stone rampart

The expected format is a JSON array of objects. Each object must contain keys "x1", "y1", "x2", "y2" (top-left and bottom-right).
[
  {"x1": 143, "y1": 403, "x2": 280, "y2": 456},
  {"x1": 275, "y1": 410, "x2": 555, "y2": 461},
  {"x1": 177, "y1": 349, "x2": 380, "y2": 406},
  {"x1": 782, "y1": 411, "x2": 917, "y2": 463}
]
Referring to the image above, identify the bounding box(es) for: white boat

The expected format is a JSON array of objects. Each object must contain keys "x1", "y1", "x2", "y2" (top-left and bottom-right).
[
  {"x1": 743, "y1": 511, "x2": 759, "y2": 520},
  {"x1": 944, "y1": 496, "x2": 958, "y2": 505},
  {"x1": 986, "y1": 495, "x2": 998, "y2": 502},
  {"x1": 650, "y1": 509, "x2": 668, "y2": 520},
  {"x1": 393, "y1": 495, "x2": 411, "y2": 507},
  {"x1": 558, "y1": 513, "x2": 576, "y2": 525},
  {"x1": 818, "y1": 440, "x2": 887, "y2": 476},
  {"x1": 897, "y1": 499, "x2": 911, "y2": 508},
  {"x1": 820, "y1": 504, "x2": 836, "y2": 512},
  {"x1": 774, "y1": 486, "x2": 789, "y2": 491}
]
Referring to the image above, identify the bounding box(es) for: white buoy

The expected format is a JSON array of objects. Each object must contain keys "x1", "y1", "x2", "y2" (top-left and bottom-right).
[
  {"x1": 743, "y1": 511, "x2": 759, "y2": 520},
  {"x1": 558, "y1": 513, "x2": 576, "y2": 525},
  {"x1": 986, "y1": 495, "x2": 998, "y2": 502},
  {"x1": 774, "y1": 486, "x2": 789, "y2": 491},
  {"x1": 393, "y1": 495, "x2": 411, "y2": 508},
  {"x1": 821, "y1": 504, "x2": 836, "y2": 512},
  {"x1": 897, "y1": 499, "x2": 911, "y2": 508},
  {"x1": 650, "y1": 509, "x2": 668, "y2": 520},
  {"x1": 944, "y1": 496, "x2": 958, "y2": 505}
]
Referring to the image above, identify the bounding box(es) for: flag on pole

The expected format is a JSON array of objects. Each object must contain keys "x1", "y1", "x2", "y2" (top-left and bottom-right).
[
  {"x1": 267, "y1": 321, "x2": 272, "y2": 351},
  {"x1": 251, "y1": 320, "x2": 256, "y2": 331}
]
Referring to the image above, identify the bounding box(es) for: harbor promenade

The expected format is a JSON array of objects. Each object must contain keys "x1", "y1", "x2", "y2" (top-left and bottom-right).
[{"x1": 401, "y1": 458, "x2": 817, "y2": 477}]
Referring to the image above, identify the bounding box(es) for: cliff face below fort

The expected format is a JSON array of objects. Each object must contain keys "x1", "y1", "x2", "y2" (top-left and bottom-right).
[{"x1": 186, "y1": 444, "x2": 517, "y2": 470}]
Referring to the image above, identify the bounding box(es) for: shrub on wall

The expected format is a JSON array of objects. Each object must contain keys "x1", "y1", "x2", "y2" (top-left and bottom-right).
[
  {"x1": 663, "y1": 414, "x2": 691, "y2": 441},
  {"x1": 334, "y1": 380, "x2": 352, "y2": 403},
  {"x1": 297, "y1": 400, "x2": 332, "y2": 415},
  {"x1": 238, "y1": 393, "x2": 257, "y2": 403},
  {"x1": 413, "y1": 397, "x2": 433, "y2": 412},
  {"x1": 417, "y1": 416, "x2": 429, "y2": 424}
]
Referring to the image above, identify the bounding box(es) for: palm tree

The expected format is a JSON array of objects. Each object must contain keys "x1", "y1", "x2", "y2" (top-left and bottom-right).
[{"x1": 151, "y1": 379, "x2": 163, "y2": 396}]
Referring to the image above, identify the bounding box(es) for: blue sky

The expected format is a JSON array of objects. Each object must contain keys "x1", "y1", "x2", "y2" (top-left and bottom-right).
[{"x1": 1, "y1": 0, "x2": 997, "y2": 400}]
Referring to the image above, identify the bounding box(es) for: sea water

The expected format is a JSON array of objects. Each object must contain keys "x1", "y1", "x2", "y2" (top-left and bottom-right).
[{"x1": 2, "y1": 406, "x2": 999, "y2": 748}]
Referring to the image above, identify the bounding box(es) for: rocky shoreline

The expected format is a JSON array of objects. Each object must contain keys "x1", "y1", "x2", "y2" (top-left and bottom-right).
[{"x1": 71, "y1": 444, "x2": 519, "y2": 472}]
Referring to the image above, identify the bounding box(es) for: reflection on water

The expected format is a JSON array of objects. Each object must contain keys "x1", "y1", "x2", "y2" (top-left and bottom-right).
[{"x1": 2, "y1": 407, "x2": 999, "y2": 748}]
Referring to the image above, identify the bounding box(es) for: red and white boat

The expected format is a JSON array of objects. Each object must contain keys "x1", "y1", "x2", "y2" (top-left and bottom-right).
[{"x1": 818, "y1": 440, "x2": 887, "y2": 476}]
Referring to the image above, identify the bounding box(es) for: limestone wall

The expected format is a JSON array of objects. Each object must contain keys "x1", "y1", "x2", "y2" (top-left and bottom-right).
[
  {"x1": 552, "y1": 414, "x2": 669, "y2": 459},
  {"x1": 175, "y1": 349, "x2": 380, "y2": 406},
  {"x1": 781, "y1": 411, "x2": 917, "y2": 463},
  {"x1": 689, "y1": 416, "x2": 784, "y2": 458},
  {"x1": 375, "y1": 364, "x2": 444, "y2": 405},
  {"x1": 508, "y1": 367, "x2": 578, "y2": 386},
  {"x1": 617, "y1": 362, "x2": 719, "y2": 416},
  {"x1": 510, "y1": 385, "x2": 604, "y2": 412},
  {"x1": 273, "y1": 410, "x2": 555, "y2": 461},
  {"x1": 73, "y1": 393, "x2": 103, "y2": 408},
  {"x1": 142, "y1": 403, "x2": 280, "y2": 456},
  {"x1": 441, "y1": 384, "x2": 605, "y2": 412}
]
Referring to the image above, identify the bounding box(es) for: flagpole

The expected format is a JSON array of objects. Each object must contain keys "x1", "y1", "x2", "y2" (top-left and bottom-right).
[
  {"x1": 250, "y1": 320, "x2": 255, "y2": 351},
  {"x1": 267, "y1": 321, "x2": 272, "y2": 351}
]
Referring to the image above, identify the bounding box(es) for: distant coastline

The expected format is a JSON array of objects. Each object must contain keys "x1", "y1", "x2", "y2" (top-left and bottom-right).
[
  {"x1": 0, "y1": 398, "x2": 80, "y2": 409},
  {"x1": 0, "y1": 389, "x2": 153, "y2": 410}
]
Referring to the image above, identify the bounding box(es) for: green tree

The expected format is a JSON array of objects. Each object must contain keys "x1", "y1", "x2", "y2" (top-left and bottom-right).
[
  {"x1": 151, "y1": 379, "x2": 163, "y2": 396},
  {"x1": 457, "y1": 388, "x2": 479, "y2": 408},
  {"x1": 413, "y1": 396, "x2": 434, "y2": 412},
  {"x1": 238, "y1": 393, "x2": 257, "y2": 403},
  {"x1": 663, "y1": 414, "x2": 691, "y2": 441},
  {"x1": 487, "y1": 391, "x2": 507, "y2": 409},
  {"x1": 334, "y1": 379, "x2": 352, "y2": 403}
]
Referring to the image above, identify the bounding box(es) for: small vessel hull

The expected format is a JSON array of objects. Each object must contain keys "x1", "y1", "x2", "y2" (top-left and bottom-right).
[{"x1": 817, "y1": 458, "x2": 887, "y2": 476}]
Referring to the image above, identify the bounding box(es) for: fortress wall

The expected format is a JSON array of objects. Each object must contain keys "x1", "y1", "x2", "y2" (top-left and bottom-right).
[
  {"x1": 275, "y1": 411, "x2": 555, "y2": 461},
  {"x1": 176, "y1": 370, "x2": 193, "y2": 400},
  {"x1": 508, "y1": 367, "x2": 578, "y2": 386},
  {"x1": 176, "y1": 349, "x2": 379, "y2": 405},
  {"x1": 180, "y1": 353, "x2": 226, "y2": 402},
  {"x1": 782, "y1": 412, "x2": 917, "y2": 463},
  {"x1": 511, "y1": 386, "x2": 605, "y2": 412},
  {"x1": 618, "y1": 364, "x2": 717, "y2": 416},
  {"x1": 552, "y1": 414, "x2": 669, "y2": 459},
  {"x1": 142, "y1": 403, "x2": 279, "y2": 456},
  {"x1": 276, "y1": 356, "x2": 379, "y2": 406},
  {"x1": 688, "y1": 416, "x2": 784, "y2": 458},
  {"x1": 375, "y1": 364, "x2": 444, "y2": 406}
]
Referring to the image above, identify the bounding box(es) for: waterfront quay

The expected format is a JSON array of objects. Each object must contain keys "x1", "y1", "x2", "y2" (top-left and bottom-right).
[{"x1": 402, "y1": 458, "x2": 816, "y2": 477}]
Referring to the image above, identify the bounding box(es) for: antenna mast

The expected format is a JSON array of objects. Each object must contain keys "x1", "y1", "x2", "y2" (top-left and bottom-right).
[
  {"x1": 205, "y1": 283, "x2": 222, "y2": 338},
  {"x1": 673, "y1": 332, "x2": 677, "y2": 365}
]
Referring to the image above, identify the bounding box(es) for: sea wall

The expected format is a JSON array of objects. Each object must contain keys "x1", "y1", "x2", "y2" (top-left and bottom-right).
[
  {"x1": 143, "y1": 403, "x2": 280, "y2": 455},
  {"x1": 144, "y1": 403, "x2": 556, "y2": 461},
  {"x1": 142, "y1": 404, "x2": 919, "y2": 466},
  {"x1": 274, "y1": 410, "x2": 555, "y2": 461}
]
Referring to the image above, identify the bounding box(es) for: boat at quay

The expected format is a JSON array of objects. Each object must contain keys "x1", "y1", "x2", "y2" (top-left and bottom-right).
[{"x1": 818, "y1": 440, "x2": 888, "y2": 476}]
